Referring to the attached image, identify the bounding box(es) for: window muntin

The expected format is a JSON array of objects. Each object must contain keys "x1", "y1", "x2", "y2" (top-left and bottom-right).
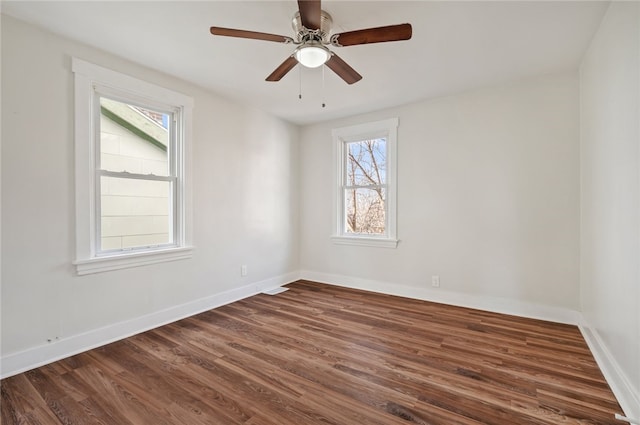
[{"x1": 333, "y1": 118, "x2": 398, "y2": 248}]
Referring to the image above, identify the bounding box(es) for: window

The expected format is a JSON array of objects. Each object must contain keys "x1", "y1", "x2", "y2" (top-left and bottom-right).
[
  {"x1": 73, "y1": 58, "x2": 193, "y2": 275},
  {"x1": 332, "y1": 118, "x2": 398, "y2": 248}
]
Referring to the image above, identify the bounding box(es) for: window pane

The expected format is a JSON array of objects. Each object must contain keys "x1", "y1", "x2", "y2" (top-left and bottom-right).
[
  {"x1": 100, "y1": 176, "x2": 172, "y2": 250},
  {"x1": 99, "y1": 97, "x2": 170, "y2": 176},
  {"x1": 346, "y1": 138, "x2": 386, "y2": 186},
  {"x1": 344, "y1": 187, "x2": 386, "y2": 235}
]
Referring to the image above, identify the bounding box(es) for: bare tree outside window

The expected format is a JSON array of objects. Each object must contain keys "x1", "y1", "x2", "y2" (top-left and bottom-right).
[{"x1": 344, "y1": 138, "x2": 387, "y2": 235}]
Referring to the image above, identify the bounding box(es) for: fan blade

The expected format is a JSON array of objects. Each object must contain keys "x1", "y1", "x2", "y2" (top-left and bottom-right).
[
  {"x1": 210, "y1": 27, "x2": 294, "y2": 44},
  {"x1": 325, "y1": 54, "x2": 362, "y2": 85},
  {"x1": 266, "y1": 56, "x2": 298, "y2": 82},
  {"x1": 331, "y1": 23, "x2": 412, "y2": 47},
  {"x1": 298, "y1": 0, "x2": 321, "y2": 30}
]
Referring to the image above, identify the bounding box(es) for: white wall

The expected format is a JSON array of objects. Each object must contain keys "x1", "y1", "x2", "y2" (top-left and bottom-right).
[
  {"x1": 580, "y1": 2, "x2": 640, "y2": 418},
  {"x1": 300, "y1": 73, "x2": 581, "y2": 317},
  {"x1": 1, "y1": 15, "x2": 299, "y2": 376}
]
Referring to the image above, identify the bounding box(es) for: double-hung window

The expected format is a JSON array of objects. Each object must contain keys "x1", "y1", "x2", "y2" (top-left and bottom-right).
[
  {"x1": 332, "y1": 118, "x2": 398, "y2": 248},
  {"x1": 73, "y1": 58, "x2": 193, "y2": 275}
]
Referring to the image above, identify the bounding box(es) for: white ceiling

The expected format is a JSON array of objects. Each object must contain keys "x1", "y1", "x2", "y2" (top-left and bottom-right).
[{"x1": 2, "y1": 1, "x2": 608, "y2": 125}]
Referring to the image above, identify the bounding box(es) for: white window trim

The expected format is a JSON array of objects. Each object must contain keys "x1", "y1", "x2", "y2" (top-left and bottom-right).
[
  {"x1": 72, "y1": 58, "x2": 194, "y2": 275},
  {"x1": 332, "y1": 118, "x2": 399, "y2": 248}
]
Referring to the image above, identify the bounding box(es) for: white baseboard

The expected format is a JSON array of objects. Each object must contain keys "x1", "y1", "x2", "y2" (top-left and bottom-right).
[
  {"x1": 580, "y1": 324, "x2": 640, "y2": 421},
  {"x1": 0, "y1": 272, "x2": 299, "y2": 379},
  {"x1": 299, "y1": 270, "x2": 582, "y2": 325}
]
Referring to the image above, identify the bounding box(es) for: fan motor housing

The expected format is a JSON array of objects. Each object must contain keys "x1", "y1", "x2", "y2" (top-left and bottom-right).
[{"x1": 292, "y1": 10, "x2": 333, "y2": 42}]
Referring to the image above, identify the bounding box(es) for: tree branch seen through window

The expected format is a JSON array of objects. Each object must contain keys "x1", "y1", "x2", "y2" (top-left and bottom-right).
[{"x1": 345, "y1": 138, "x2": 387, "y2": 234}]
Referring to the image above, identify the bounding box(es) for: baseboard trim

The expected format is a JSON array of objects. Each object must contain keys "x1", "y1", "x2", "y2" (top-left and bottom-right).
[
  {"x1": 299, "y1": 270, "x2": 582, "y2": 325},
  {"x1": 0, "y1": 272, "x2": 299, "y2": 379},
  {"x1": 579, "y1": 324, "x2": 640, "y2": 420}
]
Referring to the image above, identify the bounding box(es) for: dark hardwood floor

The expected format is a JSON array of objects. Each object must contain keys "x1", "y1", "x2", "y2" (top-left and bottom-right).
[{"x1": 1, "y1": 280, "x2": 623, "y2": 424}]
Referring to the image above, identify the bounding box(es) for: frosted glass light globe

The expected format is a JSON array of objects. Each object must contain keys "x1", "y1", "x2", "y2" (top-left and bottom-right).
[{"x1": 295, "y1": 45, "x2": 330, "y2": 68}]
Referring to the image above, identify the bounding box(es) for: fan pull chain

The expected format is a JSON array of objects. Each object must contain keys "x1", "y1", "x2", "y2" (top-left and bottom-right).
[
  {"x1": 321, "y1": 65, "x2": 326, "y2": 108},
  {"x1": 298, "y1": 65, "x2": 302, "y2": 100}
]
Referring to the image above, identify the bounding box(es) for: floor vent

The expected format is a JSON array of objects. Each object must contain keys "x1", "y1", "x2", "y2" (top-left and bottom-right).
[{"x1": 262, "y1": 287, "x2": 289, "y2": 296}]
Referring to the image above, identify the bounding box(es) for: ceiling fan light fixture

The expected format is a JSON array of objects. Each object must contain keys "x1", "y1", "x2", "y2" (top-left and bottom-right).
[
  {"x1": 211, "y1": 3, "x2": 412, "y2": 84},
  {"x1": 295, "y1": 44, "x2": 330, "y2": 68}
]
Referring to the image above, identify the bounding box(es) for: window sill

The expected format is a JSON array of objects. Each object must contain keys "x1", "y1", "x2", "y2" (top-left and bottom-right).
[
  {"x1": 74, "y1": 246, "x2": 193, "y2": 276},
  {"x1": 331, "y1": 236, "x2": 399, "y2": 248}
]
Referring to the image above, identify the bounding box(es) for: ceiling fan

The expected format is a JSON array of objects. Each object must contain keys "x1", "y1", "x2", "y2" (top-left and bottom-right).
[{"x1": 210, "y1": 0, "x2": 412, "y2": 85}]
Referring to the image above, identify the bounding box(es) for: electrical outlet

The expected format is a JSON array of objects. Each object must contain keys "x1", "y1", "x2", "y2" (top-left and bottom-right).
[
  {"x1": 431, "y1": 275, "x2": 440, "y2": 288},
  {"x1": 241, "y1": 265, "x2": 248, "y2": 277}
]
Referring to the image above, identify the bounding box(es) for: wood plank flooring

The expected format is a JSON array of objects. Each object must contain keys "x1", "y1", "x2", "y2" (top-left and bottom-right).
[{"x1": 1, "y1": 280, "x2": 623, "y2": 424}]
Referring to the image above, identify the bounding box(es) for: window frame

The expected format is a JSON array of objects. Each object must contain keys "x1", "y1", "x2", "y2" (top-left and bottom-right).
[
  {"x1": 332, "y1": 118, "x2": 399, "y2": 248},
  {"x1": 72, "y1": 58, "x2": 193, "y2": 275}
]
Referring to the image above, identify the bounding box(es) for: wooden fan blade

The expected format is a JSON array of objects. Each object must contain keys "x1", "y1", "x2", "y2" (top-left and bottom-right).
[
  {"x1": 210, "y1": 27, "x2": 294, "y2": 44},
  {"x1": 266, "y1": 56, "x2": 298, "y2": 82},
  {"x1": 331, "y1": 23, "x2": 412, "y2": 47},
  {"x1": 325, "y1": 54, "x2": 362, "y2": 85},
  {"x1": 298, "y1": 0, "x2": 321, "y2": 30}
]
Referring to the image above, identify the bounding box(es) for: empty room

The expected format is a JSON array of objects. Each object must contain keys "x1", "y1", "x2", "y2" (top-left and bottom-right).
[{"x1": 1, "y1": 1, "x2": 639, "y2": 424}]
